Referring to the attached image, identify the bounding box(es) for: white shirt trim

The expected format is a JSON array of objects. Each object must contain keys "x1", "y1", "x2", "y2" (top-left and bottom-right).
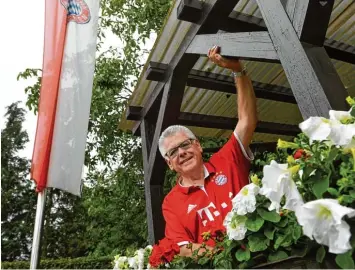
[
  {"x1": 233, "y1": 131, "x2": 254, "y2": 161},
  {"x1": 177, "y1": 241, "x2": 190, "y2": 246}
]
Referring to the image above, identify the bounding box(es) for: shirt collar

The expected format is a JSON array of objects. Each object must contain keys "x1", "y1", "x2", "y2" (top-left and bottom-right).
[{"x1": 176, "y1": 163, "x2": 216, "y2": 194}]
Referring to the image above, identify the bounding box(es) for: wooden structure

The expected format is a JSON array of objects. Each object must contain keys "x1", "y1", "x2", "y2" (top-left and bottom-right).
[{"x1": 121, "y1": 0, "x2": 355, "y2": 244}]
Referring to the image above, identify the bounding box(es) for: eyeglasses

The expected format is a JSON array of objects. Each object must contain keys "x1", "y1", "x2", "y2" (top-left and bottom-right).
[{"x1": 165, "y1": 139, "x2": 195, "y2": 159}]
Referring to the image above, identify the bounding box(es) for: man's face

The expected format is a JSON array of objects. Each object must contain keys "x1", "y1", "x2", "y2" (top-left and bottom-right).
[{"x1": 163, "y1": 132, "x2": 203, "y2": 175}]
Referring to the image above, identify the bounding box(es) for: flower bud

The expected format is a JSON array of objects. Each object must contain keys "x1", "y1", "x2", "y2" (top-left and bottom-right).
[
  {"x1": 277, "y1": 139, "x2": 299, "y2": 149},
  {"x1": 250, "y1": 174, "x2": 261, "y2": 186}
]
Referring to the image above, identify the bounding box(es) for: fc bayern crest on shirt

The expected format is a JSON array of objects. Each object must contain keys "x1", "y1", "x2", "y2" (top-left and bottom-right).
[
  {"x1": 61, "y1": 0, "x2": 91, "y2": 24},
  {"x1": 215, "y1": 174, "x2": 228, "y2": 186}
]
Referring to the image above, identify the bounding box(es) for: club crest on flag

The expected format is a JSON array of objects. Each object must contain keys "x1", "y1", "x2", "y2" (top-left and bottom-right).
[{"x1": 60, "y1": 0, "x2": 91, "y2": 24}]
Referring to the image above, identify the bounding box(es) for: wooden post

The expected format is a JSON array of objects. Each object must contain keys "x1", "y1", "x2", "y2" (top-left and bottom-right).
[{"x1": 256, "y1": 0, "x2": 348, "y2": 118}]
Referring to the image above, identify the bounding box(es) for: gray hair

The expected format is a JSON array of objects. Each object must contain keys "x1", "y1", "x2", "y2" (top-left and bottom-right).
[{"x1": 158, "y1": 125, "x2": 197, "y2": 157}]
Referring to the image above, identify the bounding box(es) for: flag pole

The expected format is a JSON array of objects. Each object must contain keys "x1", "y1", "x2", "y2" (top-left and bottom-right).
[{"x1": 30, "y1": 189, "x2": 47, "y2": 269}]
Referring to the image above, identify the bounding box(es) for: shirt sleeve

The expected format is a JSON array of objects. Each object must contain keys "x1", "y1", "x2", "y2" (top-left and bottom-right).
[{"x1": 162, "y1": 196, "x2": 193, "y2": 246}]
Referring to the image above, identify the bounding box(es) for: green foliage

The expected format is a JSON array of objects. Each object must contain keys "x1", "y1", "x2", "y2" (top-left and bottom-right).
[
  {"x1": 336, "y1": 251, "x2": 355, "y2": 269},
  {"x1": 257, "y1": 208, "x2": 281, "y2": 223},
  {"x1": 316, "y1": 246, "x2": 326, "y2": 263},
  {"x1": 267, "y1": 250, "x2": 288, "y2": 262},
  {"x1": 1, "y1": 256, "x2": 113, "y2": 269},
  {"x1": 247, "y1": 234, "x2": 268, "y2": 252},
  {"x1": 235, "y1": 248, "x2": 250, "y2": 262},
  {"x1": 1, "y1": 102, "x2": 36, "y2": 261},
  {"x1": 245, "y1": 213, "x2": 264, "y2": 232}
]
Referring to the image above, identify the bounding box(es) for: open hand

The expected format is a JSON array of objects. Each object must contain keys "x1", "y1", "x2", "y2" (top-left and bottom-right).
[{"x1": 207, "y1": 45, "x2": 242, "y2": 72}]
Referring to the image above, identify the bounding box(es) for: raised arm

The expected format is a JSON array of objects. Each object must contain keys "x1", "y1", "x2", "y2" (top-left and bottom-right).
[{"x1": 208, "y1": 46, "x2": 257, "y2": 149}]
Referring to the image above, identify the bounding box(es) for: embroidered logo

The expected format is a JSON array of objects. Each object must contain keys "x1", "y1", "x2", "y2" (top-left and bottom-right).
[
  {"x1": 61, "y1": 0, "x2": 91, "y2": 24},
  {"x1": 215, "y1": 174, "x2": 227, "y2": 186},
  {"x1": 187, "y1": 204, "x2": 197, "y2": 214}
]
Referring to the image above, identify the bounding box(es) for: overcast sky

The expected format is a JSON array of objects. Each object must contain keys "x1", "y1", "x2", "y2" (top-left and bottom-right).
[{"x1": 0, "y1": 1, "x2": 44, "y2": 159}]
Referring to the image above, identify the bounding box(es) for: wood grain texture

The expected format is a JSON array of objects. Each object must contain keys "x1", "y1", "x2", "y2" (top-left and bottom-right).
[{"x1": 186, "y1": 32, "x2": 279, "y2": 62}]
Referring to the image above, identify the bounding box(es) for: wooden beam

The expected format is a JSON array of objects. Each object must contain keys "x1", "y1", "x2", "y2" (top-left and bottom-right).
[
  {"x1": 126, "y1": 106, "x2": 143, "y2": 121},
  {"x1": 282, "y1": 0, "x2": 335, "y2": 46},
  {"x1": 142, "y1": 62, "x2": 296, "y2": 103},
  {"x1": 256, "y1": 0, "x2": 348, "y2": 118},
  {"x1": 178, "y1": 112, "x2": 300, "y2": 136},
  {"x1": 129, "y1": 107, "x2": 300, "y2": 136},
  {"x1": 222, "y1": 11, "x2": 355, "y2": 65},
  {"x1": 145, "y1": 62, "x2": 168, "y2": 82},
  {"x1": 177, "y1": 0, "x2": 203, "y2": 24},
  {"x1": 281, "y1": 0, "x2": 309, "y2": 38},
  {"x1": 324, "y1": 39, "x2": 355, "y2": 65},
  {"x1": 140, "y1": 119, "x2": 166, "y2": 244},
  {"x1": 186, "y1": 32, "x2": 280, "y2": 62}
]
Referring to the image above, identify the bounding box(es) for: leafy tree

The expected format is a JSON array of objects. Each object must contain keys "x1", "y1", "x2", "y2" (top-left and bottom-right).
[{"x1": 1, "y1": 102, "x2": 36, "y2": 261}]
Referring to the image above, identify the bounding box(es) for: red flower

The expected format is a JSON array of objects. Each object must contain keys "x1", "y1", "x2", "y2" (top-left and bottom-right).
[
  {"x1": 159, "y1": 238, "x2": 180, "y2": 262},
  {"x1": 149, "y1": 244, "x2": 164, "y2": 268},
  {"x1": 294, "y1": 149, "x2": 306, "y2": 159},
  {"x1": 210, "y1": 227, "x2": 226, "y2": 242},
  {"x1": 149, "y1": 238, "x2": 180, "y2": 267}
]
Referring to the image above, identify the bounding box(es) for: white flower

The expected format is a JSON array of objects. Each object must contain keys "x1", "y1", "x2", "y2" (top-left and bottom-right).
[
  {"x1": 223, "y1": 212, "x2": 247, "y2": 240},
  {"x1": 299, "y1": 111, "x2": 355, "y2": 146},
  {"x1": 232, "y1": 183, "x2": 260, "y2": 215},
  {"x1": 259, "y1": 160, "x2": 304, "y2": 213},
  {"x1": 114, "y1": 256, "x2": 128, "y2": 269},
  {"x1": 295, "y1": 199, "x2": 355, "y2": 254},
  {"x1": 299, "y1": 117, "x2": 332, "y2": 142},
  {"x1": 145, "y1": 245, "x2": 153, "y2": 251},
  {"x1": 128, "y1": 257, "x2": 138, "y2": 269},
  {"x1": 136, "y1": 249, "x2": 145, "y2": 270}
]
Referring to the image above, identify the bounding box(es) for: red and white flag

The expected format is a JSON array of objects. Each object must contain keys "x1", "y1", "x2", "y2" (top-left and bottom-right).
[{"x1": 31, "y1": 0, "x2": 100, "y2": 196}]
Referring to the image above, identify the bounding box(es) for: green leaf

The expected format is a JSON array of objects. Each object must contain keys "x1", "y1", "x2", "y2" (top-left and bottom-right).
[
  {"x1": 276, "y1": 217, "x2": 288, "y2": 227},
  {"x1": 268, "y1": 250, "x2": 289, "y2": 262},
  {"x1": 235, "y1": 248, "x2": 250, "y2": 262},
  {"x1": 327, "y1": 148, "x2": 338, "y2": 163},
  {"x1": 292, "y1": 225, "x2": 302, "y2": 241},
  {"x1": 350, "y1": 190, "x2": 355, "y2": 199},
  {"x1": 336, "y1": 252, "x2": 355, "y2": 269},
  {"x1": 342, "y1": 195, "x2": 354, "y2": 204},
  {"x1": 245, "y1": 213, "x2": 264, "y2": 232},
  {"x1": 198, "y1": 256, "x2": 210, "y2": 265},
  {"x1": 264, "y1": 227, "x2": 276, "y2": 240},
  {"x1": 327, "y1": 187, "x2": 339, "y2": 197},
  {"x1": 257, "y1": 208, "x2": 281, "y2": 223},
  {"x1": 274, "y1": 234, "x2": 292, "y2": 249},
  {"x1": 248, "y1": 234, "x2": 268, "y2": 252},
  {"x1": 350, "y1": 106, "x2": 355, "y2": 117},
  {"x1": 316, "y1": 246, "x2": 326, "y2": 263},
  {"x1": 312, "y1": 176, "x2": 329, "y2": 199},
  {"x1": 291, "y1": 245, "x2": 308, "y2": 258}
]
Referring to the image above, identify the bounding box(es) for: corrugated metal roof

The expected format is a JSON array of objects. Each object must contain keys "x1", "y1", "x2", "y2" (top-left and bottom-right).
[{"x1": 120, "y1": 0, "x2": 355, "y2": 142}]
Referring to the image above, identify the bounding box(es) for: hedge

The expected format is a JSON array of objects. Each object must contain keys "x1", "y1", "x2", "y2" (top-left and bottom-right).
[{"x1": 1, "y1": 256, "x2": 113, "y2": 269}]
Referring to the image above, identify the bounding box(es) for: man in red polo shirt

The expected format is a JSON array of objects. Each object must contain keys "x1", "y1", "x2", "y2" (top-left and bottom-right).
[{"x1": 159, "y1": 46, "x2": 257, "y2": 256}]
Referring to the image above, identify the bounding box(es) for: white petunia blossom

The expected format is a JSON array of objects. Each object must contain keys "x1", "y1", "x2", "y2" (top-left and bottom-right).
[
  {"x1": 232, "y1": 183, "x2": 260, "y2": 215},
  {"x1": 299, "y1": 110, "x2": 355, "y2": 146},
  {"x1": 223, "y1": 212, "x2": 247, "y2": 240},
  {"x1": 136, "y1": 249, "x2": 145, "y2": 270},
  {"x1": 295, "y1": 199, "x2": 355, "y2": 254},
  {"x1": 114, "y1": 256, "x2": 128, "y2": 269},
  {"x1": 128, "y1": 257, "x2": 138, "y2": 269},
  {"x1": 259, "y1": 160, "x2": 304, "y2": 213}
]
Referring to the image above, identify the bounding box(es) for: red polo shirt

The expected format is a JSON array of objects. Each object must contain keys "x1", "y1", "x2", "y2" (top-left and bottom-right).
[{"x1": 162, "y1": 132, "x2": 253, "y2": 246}]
